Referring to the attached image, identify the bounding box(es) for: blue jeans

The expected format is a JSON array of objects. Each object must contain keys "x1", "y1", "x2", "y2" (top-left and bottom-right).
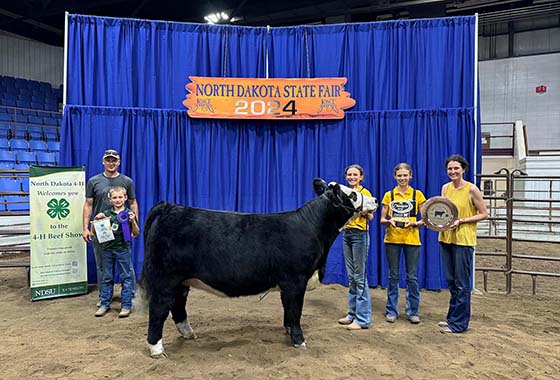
[
  {"x1": 93, "y1": 236, "x2": 136, "y2": 298},
  {"x1": 342, "y1": 229, "x2": 371, "y2": 328},
  {"x1": 99, "y1": 247, "x2": 134, "y2": 309},
  {"x1": 439, "y1": 243, "x2": 473, "y2": 333},
  {"x1": 385, "y1": 243, "x2": 420, "y2": 318},
  {"x1": 92, "y1": 236, "x2": 104, "y2": 292}
]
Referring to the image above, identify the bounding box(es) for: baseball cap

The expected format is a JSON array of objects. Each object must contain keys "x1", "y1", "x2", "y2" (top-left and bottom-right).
[{"x1": 103, "y1": 149, "x2": 120, "y2": 160}]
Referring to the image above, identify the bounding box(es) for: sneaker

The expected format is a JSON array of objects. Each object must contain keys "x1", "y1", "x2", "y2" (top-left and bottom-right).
[
  {"x1": 408, "y1": 316, "x2": 421, "y2": 324},
  {"x1": 439, "y1": 326, "x2": 454, "y2": 334},
  {"x1": 438, "y1": 321, "x2": 449, "y2": 328},
  {"x1": 95, "y1": 307, "x2": 109, "y2": 317},
  {"x1": 118, "y1": 308, "x2": 131, "y2": 318},
  {"x1": 385, "y1": 315, "x2": 397, "y2": 323},
  {"x1": 346, "y1": 322, "x2": 366, "y2": 330},
  {"x1": 338, "y1": 317, "x2": 353, "y2": 325},
  {"x1": 96, "y1": 299, "x2": 101, "y2": 307}
]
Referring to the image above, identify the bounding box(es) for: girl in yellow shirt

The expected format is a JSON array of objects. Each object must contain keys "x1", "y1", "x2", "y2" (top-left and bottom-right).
[
  {"x1": 380, "y1": 163, "x2": 426, "y2": 324},
  {"x1": 337, "y1": 164, "x2": 374, "y2": 330}
]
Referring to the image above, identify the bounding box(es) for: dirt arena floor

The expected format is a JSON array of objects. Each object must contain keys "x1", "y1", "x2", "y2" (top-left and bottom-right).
[{"x1": 1, "y1": 239, "x2": 559, "y2": 380}]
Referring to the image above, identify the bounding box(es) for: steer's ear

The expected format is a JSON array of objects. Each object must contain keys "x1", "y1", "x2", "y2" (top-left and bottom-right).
[{"x1": 313, "y1": 178, "x2": 328, "y2": 195}]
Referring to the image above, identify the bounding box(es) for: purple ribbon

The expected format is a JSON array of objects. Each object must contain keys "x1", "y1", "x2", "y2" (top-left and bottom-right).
[{"x1": 117, "y1": 210, "x2": 132, "y2": 242}]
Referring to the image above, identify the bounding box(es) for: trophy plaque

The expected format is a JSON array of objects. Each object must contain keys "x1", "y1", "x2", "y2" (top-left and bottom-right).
[
  {"x1": 389, "y1": 199, "x2": 414, "y2": 228},
  {"x1": 422, "y1": 196, "x2": 459, "y2": 232}
]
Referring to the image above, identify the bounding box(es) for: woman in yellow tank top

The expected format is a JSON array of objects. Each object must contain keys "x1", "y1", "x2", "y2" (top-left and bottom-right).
[{"x1": 438, "y1": 155, "x2": 488, "y2": 334}]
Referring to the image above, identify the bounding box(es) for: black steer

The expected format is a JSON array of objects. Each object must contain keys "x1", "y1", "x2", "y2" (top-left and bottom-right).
[{"x1": 138, "y1": 178, "x2": 378, "y2": 357}]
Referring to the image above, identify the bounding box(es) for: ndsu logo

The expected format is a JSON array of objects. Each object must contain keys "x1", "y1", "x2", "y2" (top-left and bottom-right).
[{"x1": 35, "y1": 288, "x2": 56, "y2": 296}]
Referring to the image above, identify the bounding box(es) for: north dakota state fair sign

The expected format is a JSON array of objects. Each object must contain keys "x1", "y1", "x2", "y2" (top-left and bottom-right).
[{"x1": 184, "y1": 77, "x2": 356, "y2": 120}]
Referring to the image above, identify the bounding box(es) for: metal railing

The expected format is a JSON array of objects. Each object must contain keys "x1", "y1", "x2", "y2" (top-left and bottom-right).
[
  {"x1": 476, "y1": 168, "x2": 560, "y2": 294},
  {"x1": 481, "y1": 122, "x2": 515, "y2": 156}
]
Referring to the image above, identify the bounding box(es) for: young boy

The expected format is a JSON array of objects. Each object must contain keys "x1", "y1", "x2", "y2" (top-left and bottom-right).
[{"x1": 93, "y1": 186, "x2": 139, "y2": 318}]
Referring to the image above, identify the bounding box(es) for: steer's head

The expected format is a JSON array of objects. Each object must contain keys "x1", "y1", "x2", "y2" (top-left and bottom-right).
[{"x1": 313, "y1": 178, "x2": 378, "y2": 215}]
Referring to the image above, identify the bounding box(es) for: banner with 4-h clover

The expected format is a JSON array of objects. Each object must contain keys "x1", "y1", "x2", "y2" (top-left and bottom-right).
[{"x1": 29, "y1": 166, "x2": 87, "y2": 301}]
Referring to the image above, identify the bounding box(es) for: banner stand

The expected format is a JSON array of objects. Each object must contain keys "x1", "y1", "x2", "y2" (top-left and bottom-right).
[{"x1": 29, "y1": 165, "x2": 87, "y2": 301}]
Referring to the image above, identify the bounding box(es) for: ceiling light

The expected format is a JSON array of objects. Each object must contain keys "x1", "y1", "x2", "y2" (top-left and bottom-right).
[{"x1": 204, "y1": 12, "x2": 230, "y2": 24}]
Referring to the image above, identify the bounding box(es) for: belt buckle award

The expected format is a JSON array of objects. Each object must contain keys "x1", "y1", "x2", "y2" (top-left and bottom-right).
[{"x1": 389, "y1": 200, "x2": 414, "y2": 228}]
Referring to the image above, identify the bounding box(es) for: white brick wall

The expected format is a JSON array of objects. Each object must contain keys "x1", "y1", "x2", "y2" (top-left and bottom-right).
[{"x1": 479, "y1": 53, "x2": 560, "y2": 151}]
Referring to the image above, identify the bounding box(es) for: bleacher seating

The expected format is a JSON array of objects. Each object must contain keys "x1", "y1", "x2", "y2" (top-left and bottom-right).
[
  {"x1": 0, "y1": 75, "x2": 62, "y2": 213},
  {"x1": 12, "y1": 124, "x2": 27, "y2": 139},
  {"x1": 47, "y1": 141, "x2": 59, "y2": 152},
  {"x1": 4, "y1": 195, "x2": 29, "y2": 212},
  {"x1": 0, "y1": 177, "x2": 28, "y2": 212},
  {"x1": 37, "y1": 151, "x2": 57, "y2": 166},
  {"x1": 29, "y1": 140, "x2": 48, "y2": 152},
  {"x1": 10, "y1": 139, "x2": 28, "y2": 151},
  {"x1": 44, "y1": 127, "x2": 59, "y2": 141},
  {"x1": 0, "y1": 177, "x2": 21, "y2": 192},
  {"x1": 27, "y1": 126, "x2": 44, "y2": 140},
  {"x1": 0, "y1": 150, "x2": 17, "y2": 164},
  {"x1": 17, "y1": 151, "x2": 36, "y2": 165}
]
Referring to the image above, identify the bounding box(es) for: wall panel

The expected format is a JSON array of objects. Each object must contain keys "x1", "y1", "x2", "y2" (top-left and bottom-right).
[{"x1": 0, "y1": 32, "x2": 63, "y2": 86}]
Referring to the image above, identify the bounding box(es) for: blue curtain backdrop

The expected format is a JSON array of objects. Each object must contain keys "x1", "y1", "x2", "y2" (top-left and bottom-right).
[{"x1": 63, "y1": 14, "x2": 478, "y2": 290}]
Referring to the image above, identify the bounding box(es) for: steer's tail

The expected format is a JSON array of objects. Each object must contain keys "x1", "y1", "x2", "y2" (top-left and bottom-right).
[{"x1": 134, "y1": 202, "x2": 171, "y2": 314}]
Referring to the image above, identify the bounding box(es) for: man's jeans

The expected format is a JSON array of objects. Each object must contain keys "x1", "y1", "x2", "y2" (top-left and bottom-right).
[
  {"x1": 384, "y1": 243, "x2": 420, "y2": 318},
  {"x1": 439, "y1": 242, "x2": 473, "y2": 333},
  {"x1": 342, "y1": 229, "x2": 371, "y2": 328},
  {"x1": 93, "y1": 236, "x2": 135, "y2": 298},
  {"x1": 99, "y1": 247, "x2": 134, "y2": 309}
]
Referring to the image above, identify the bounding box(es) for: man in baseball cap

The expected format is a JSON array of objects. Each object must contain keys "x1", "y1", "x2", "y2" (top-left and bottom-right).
[
  {"x1": 102, "y1": 149, "x2": 120, "y2": 160},
  {"x1": 83, "y1": 149, "x2": 139, "y2": 306}
]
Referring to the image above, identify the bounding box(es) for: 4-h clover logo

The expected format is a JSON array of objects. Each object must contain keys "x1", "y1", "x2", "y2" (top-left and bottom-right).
[{"x1": 47, "y1": 198, "x2": 70, "y2": 220}]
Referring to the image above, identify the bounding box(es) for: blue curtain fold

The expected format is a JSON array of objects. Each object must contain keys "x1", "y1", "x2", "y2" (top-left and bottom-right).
[
  {"x1": 61, "y1": 105, "x2": 475, "y2": 289},
  {"x1": 63, "y1": 14, "x2": 478, "y2": 289},
  {"x1": 267, "y1": 17, "x2": 476, "y2": 111},
  {"x1": 67, "y1": 15, "x2": 267, "y2": 107}
]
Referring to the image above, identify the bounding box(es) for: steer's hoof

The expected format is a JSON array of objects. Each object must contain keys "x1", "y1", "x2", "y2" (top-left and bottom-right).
[
  {"x1": 148, "y1": 339, "x2": 167, "y2": 358},
  {"x1": 176, "y1": 321, "x2": 197, "y2": 340},
  {"x1": 294, "y1": 341, "x2": 307, "y2": 349},
  {"x1": 150, "y1": 351, "x2": 168, "y2": 359}
]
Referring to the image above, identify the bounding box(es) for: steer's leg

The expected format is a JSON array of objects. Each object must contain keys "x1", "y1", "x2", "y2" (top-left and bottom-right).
[
  {"x1": 280, "y1": 291, "x2": 290, "y2": 334},
  {"x1": 171, "y1": 285, "x2": 196, "y2": 340},
  {"x1": 279, "y1": 281, "x2": 307, "y2": 348},
  {"x1": 147, "y1": 286, "x2": 175, "y2": 358}
]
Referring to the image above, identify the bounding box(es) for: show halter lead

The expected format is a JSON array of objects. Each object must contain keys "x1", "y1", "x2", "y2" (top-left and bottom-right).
[{"x1": 117, "y1": 210, "x2": 132, "y2": 242}]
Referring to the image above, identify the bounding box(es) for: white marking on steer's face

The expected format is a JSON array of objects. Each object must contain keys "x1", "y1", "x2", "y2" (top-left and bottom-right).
[{"x1": 336, "y1": 183, "x2": 379, "y2": 213}]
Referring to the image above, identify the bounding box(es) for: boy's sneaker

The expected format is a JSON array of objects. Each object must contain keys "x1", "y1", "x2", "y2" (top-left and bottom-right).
[
  {"x1": 95, "y1": 307, "x2": 109, "y2": 317},
  {"x1": 438, "y1": 321, "x2": 449, "y2": 327},
  {"x1": 408, "y1": 316, "x2": 421, "y2": 324},
  {"x1": 118, "y1": 308, "x2": 131, "y2": 318},
  {"x1": 96, "y1": 299, "x2": 101, "y2": 307}
]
